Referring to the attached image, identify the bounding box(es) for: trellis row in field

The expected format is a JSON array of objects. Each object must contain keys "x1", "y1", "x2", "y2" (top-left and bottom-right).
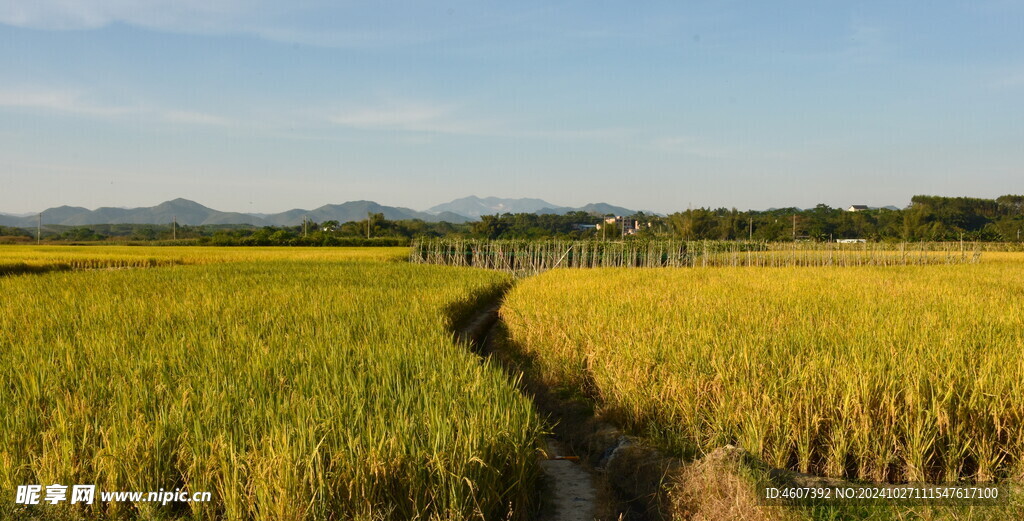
[{"x1": 409, "y1": 239, "x2": 982, "y2": 273}]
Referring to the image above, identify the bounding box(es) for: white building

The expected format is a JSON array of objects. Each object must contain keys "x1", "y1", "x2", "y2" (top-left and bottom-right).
[{"x1": 595, "y1": 216, "x2": 651, "y2": 235}]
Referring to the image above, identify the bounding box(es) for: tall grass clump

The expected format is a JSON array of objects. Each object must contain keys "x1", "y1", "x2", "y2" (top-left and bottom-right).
[
  {"x1": 1, "y1": 260, "x2": 541, "y2": 520},
  {"x1": 501, "y1": 261, "x2": 1024, "y2": 484}
]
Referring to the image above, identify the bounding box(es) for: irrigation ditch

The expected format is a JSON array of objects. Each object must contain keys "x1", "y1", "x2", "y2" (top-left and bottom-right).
[{"x1": 452, "y1": 283, "x2": 680, "y2": 521}]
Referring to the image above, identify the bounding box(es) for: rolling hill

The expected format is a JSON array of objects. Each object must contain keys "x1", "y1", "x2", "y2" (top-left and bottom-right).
[{"x1": 0, "y1": 196, "x2": 643, "y2": 228}]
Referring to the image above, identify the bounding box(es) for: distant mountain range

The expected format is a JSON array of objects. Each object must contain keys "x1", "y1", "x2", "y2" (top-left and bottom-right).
[
  {"x1": 0, "y1": 196, "x2": 641, "y2": 228},
  {"x1": 426, "y1": 196, "x2": 637, "y2": 219}
]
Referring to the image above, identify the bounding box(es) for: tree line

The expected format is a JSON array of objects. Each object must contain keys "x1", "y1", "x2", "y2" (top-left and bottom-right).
[
  {"x1": 3, "y1": 195, "x2": 1022, "y2": 245},
  {"x1": 658, "y1": 195, "x2": 1023, "y2": 242},
  {"x1": 468, "y1": 195, "x2": 1024, "y2": 242}
]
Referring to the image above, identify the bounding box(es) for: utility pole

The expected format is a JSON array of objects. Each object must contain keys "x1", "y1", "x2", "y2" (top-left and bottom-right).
[
  {"x1": 792, "y1": 214, "x2": 797, "y2": 241},
  {"x1": 172, "y1": 216, "x2": 176, "y2": 241},
  {"x1": 303, "y1": 216, "x2": 308, "y2": 238},
  {"x1": 366, "y1": 212, "x2": 371, "y2": 239},
  {"x1": 37, "y1": 213, "x2": 41, "y2": 244},
  {"x1": 748, "y1": 217, "x2": 752, "y2": 241}
]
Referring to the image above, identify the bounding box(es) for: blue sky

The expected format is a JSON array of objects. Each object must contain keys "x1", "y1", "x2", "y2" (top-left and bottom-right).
[{"x1": 1, "y1": 1, "x2": 1022, "y2": 214}]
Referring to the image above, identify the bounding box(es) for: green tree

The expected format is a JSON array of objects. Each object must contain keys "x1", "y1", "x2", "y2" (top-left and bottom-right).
[{"x1": 471, "y1": 215, "x2": 507, "y2": 239}]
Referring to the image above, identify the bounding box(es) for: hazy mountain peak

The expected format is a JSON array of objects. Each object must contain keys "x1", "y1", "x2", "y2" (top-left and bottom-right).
[
  {"x1": 426, "y1": 196, "x2": 638, "y2": 219},
  {"x1": 427, "y1": 196, "x2": 560, "y2": 218},
  {"x1": 158, "y1": 197, "x2": 206, "y2": 207}
]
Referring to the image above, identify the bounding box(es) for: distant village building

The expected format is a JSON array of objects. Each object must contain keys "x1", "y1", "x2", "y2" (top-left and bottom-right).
[
  {"x1": 594, "y1": 216, "x2": 650, "y2": 236},
  {"x1": 572, "y1": 224, "x2": 598, "y2": 231},
  {"x1": 836, "y1": 238, "x2": 867, "y2": 244},
  {"x1": 846, "y1": 205, "x2": 870, "y2": 212}
]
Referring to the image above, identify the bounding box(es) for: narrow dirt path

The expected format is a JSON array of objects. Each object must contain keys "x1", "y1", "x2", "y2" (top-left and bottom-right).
[
  {"x1": 538, "y1": 440, "x2": 598, "y2": 521},
  {"x1": 454, "y1": 295, "x2": 603, "y2": 521}
]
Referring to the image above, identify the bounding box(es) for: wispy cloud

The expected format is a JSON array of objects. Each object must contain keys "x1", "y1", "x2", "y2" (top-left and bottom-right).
[
  {"x1": 0, "y1": 1, "x2": 469, "y2": 49},
  {"x1": 0, "y1": 87, "x2": 231, "y2": 126},
  {"x1": 328, "y1": 102, "x2": 481, "y2": 134},
  {"x1": 647, "y1": 136, "x2": 733, "y2": 159},
  {"x1": 0, "y1": 1, "x2": 259, "y2": 31},
  {"x1": 0, "y1": 1, "x2": 670, "y2": 51},
  {"x1": 160, "y1": 109, "x2": 231, "y2": 126},
  {"x1": 512, "y1": 127, "x2": 636, "y2": 142},
  {"x1": 327, "y1": 99, "x2": 634, "y2": 143},
  {"x1": 0, "y1": 89, "x2": 133, "y2": 117}
]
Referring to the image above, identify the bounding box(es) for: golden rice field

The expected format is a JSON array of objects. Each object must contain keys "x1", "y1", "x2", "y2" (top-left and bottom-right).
[
  {"x1": 1, "y1": 249, "x2": 540, "y2": 520},
  {"x1": 0, "y1": 245, "x2": 408, "y2": 275},
  {"x1": 6, "y1": 244, "x2": 1024, "y2": 520},
  {"x1": 501, "y1": 259, "x2": 1024, "y2": 485}
]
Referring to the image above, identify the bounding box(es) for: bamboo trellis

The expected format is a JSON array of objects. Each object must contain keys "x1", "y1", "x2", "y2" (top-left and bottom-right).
[{"x1": 409, "y1": 239, "x2": 982, "y2": 274}]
